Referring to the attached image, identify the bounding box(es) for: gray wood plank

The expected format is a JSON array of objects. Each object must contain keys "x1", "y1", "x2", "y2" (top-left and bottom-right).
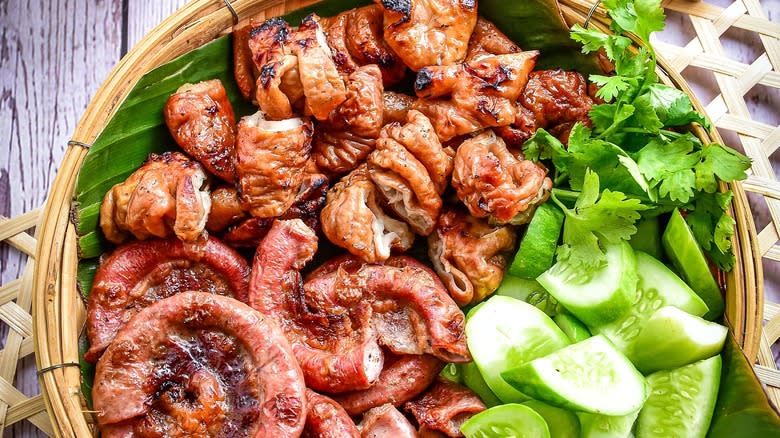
[{"x1": 126, "y1": 0, "x2": 187, "y2": 51}]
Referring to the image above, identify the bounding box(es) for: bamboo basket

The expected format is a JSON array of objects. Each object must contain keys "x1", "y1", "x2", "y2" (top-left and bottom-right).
[{"x1": 30, "y1": 0, "x2": 766, "y2": 436}]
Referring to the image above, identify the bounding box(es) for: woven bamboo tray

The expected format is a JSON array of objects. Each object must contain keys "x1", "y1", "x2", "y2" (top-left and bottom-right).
[{"x1": 0, "y1": 0, "x2": 764, "y2": 436}]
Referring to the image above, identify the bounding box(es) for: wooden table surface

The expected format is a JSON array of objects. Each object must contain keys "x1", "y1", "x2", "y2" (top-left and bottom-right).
[{"x1": 0, "y1": 0, "x2": 776, "y2": 436}]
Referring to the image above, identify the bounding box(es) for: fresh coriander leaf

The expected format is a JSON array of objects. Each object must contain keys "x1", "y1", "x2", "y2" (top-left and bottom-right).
[
  {"x1": 555, "y1": 170, "x2": 650, "y2": 269},
  {"x1": 617, "y1": 154, "x2": 655, "y2": 200},
  {"x1": 589, "y1": 104, "x2": 619, "y2": 132},
  {"x1": 694, "y1": 144, "x2": 752, "y2": 192},
  {"x1": 603, "y1": 0, "x2": 665, "y2": 43},
  {"x1": 590, "y1": 75, "x2": 634, "y2": 102},
  {"x1": 637, "y1": 134, "x2": 701, "y2": 202},
  {"x1": 645, "y1": 84, "x2": 711, "y2": 129},
  {"x1": 685, "y1": 191, "x2": 736, "y2": 270},
  {"x1": 629, "y1": 93, "x2": 664, "y2": 133},
  {"x1": 571, "y1": 25, "x2": 633, "y2": 62},
  {"x1": 523, "y1": 128, "x2": 568, "y2": 163}
]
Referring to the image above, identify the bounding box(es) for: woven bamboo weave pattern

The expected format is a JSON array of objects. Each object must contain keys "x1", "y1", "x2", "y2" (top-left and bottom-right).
[{"x1": 0, "y1": 211, "x2": 54, "y2": 436}]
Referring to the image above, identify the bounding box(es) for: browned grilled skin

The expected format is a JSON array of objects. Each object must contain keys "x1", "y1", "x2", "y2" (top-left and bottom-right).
[
  {"x1": 383, "y1": 91, "x2": 416, "y2": 124},
  {"x1": 452, "y1": 130, "x2": 552, "y2": 224},
  {"x1": 333, "y1": 353, "x2": 445, "y2": 416},
  {"x1": 206, "y1": 186, "x2": 247, "y2": 233},
  {"x1": 321, "y1": 11, "x2": 360, "y2": 77},
  {"x1": 233, "y1": 23, "x2": 259, "y2": 101},
  {"x1": 85, "y1": 236, "x2": 250, "y2": 363},
  {"x1": 345, "y1": 5, "x2": 407, "y2": 85},
  {"x1": 359, "y1": 404, "x2": 419, "y2": 438},
  {"x1": 321, "y1": 165, "x2": 414, "y2": 263},
  {"x1": 303, "y1": 390, "x2": 361, "y2": 438},
  {"x1": 496, "y1": 69, "x2": 594, "y2": 147},
  {"x1": 412, "y1": 51, "x2": 538, "y2": 141},
  {"x1": 92, "y1": 292, "x2": 307, "y2": 438},
  {"x1": 376, "y1": 0, "x2": 478, "y2": 71},
  {"x1": 428, "y1": 207, "x2": 516, "y2": 306},
  {"x1": 405, "y1": 379, "x2": 486, "y2": 437},
  {"x1": 235, "y1": 112, "x2": 313, "y2": 218},
  {"x1": 465, "y1": 16, "x2": 521, "y2": 61},
  {"x1": 99, "y1": 151, "x2": 210, "y2": 244}
]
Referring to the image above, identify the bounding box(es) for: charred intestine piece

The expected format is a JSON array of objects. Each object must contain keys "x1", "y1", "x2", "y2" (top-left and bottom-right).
[
  {"x1": 404, "y1": 379, "x2": 486, "y2": 437},
  {"x1": 314, "y1": 65, "x2": 384, "y2": 174},
  {"x1": 236, "y1": 111, "x2": 313, "y2": 218},
  {"x1": 428, "y1": 208, "x2": 516, "y2": 306},
  {"x1": 412, "y1": 51, "x2": 538, "y2": 141},
  {"x1": 465, "y1": 17, "x2": 521, "y2": 61},
  {"x1": 303, "y1": 390, "x2": 360, "y2": 438},
  {"x1": 163, "y1": 79, "x2": 237, "y2": 183},
  {"x1": 333, "y1": 353, "x2": 444, "y2": 416},
  {"x1": 359, "y1": 404, "x2": 419, "y2": 438},
  {"x1": 383, "y1": 91, "x2": 415, "y2": 124},
  {"x1": 206, "y1": 186, "x2": 248, "y2": 233},
  {"x1": 92, "y1": 292, "x2": 307, "y2": 438},
  {"x1": 367, "y1": 110, "x2": 453, "y2": 235},
  {"x1": 375, "y1": 0, "x2": 478, "y2": 71},
  {"x1": 495, "y1": 69, "x2": 594, "y2": 147},
  {"x1": 84, "y1": 236, "x2": 250, "y2": 363},
  {"x1": 247, "y1": 15, "x2": 347, "y2": 121},
  {"x1": 322, "y1": 165, "x2": 414, "y2": 263},
  {"x1": 321, "y1": 5, "x2": 407, "y2": 86},
  {"x1": 100, "y1": 151, "x2": 210, "y2": 244},
  {"x1": 452, "y1": 130, "x2": 552, "y2": 224}
]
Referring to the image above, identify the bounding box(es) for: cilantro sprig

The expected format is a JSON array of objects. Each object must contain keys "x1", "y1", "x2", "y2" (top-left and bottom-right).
[{"x1": 523, "y1": 0, "x2": 751, "y2": 270}]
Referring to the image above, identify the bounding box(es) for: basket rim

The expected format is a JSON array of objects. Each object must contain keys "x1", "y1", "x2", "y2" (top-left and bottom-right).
[{"x1": 31, "y1": 0, "x2": 764, "y2": 436}]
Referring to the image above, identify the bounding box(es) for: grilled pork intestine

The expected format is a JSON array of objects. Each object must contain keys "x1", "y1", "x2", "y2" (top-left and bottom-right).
[
  {"x1": 383, "y1": 91, "x2": 415, "y2": 124},
  {"x1": 247, "y1": 15, "x2": 347, "y2": 121},
  {"x1": 314, "y1": 65, "x2": 384, "y2": 174},
  {"x1": 375, "y1": 0, "x2": 478, "y2": 71},
  {"x1": 321, "y1": 165, "x2": 414, "y2": 263},
  {"x1": 404, "y1": 379, "x2": 486, "y2": 437},
  {"x1": 359, "y1": 404, "x2": 419, "y2": 438},
  {"x1": 163, "y1": 79, "x2": 237, "y2": 183},
  {"x1": 100, "y1": 152, "x2": 210, "y2": 244},
  {"x1": 412, "y1": 51, "x2": 538, "y2": 141},
  {"x1": 495, "y1": 69, "x2": 594, "y2": 147},
  {"x1": 367, "y1": 110, "x2": 453, "y2": 235},
  {"x1": 428, "y1": 207, "x2": 516, "y2": 306},
  {"x1": 235, "y1": 111, "x2": 313, "y2": 219},
  {"x1": 304, "y1": 390, "x2": 361, "y2": 438},
  {"x1": 321, "y1": 5, "x2": 407, "y2": 86},
  {"x1": 465, "y1": 17, "x2": 521, "y2": 61},
  {"x1": 451, "y1": 130, "x2": 552, "y2": 224}
]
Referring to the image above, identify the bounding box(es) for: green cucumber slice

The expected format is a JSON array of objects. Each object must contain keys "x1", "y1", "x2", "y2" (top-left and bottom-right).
[
  {"x1": 537, "y1": 242, "x2": 638, "y2": 327},
  {"x1": 501, "y1": 335, "x2": 648, "y2": 416},
  {"x1": 461, "y1": 404, "x2": 551, "y2": 438},
  {"x1": 509, "y1": 203, "x2": 565, "y2": 279},
  {"x1": 629, "y1": 216, "x2": 662, "y2": 259},
  {"x1": 495, "y1": 276, "x2": 559, "y2": 316},
  {"x1": 466, "y1": 296, "x2": 570, "y2": 403},
  {"x1": 462, "y1": 362, "x2": 502, "y2": 407},
  {"x1": 522, "y1": 400, "x2": 580, "y2": 438},
  {"x1": 637, "y1": 355, "x2": 722, "y2": 438},
  {"x1": 627, "y1": 306, "x2": 727, "y2": 373},
  {"x1": 553, "y1": 313, "x2": 591, "y2": 343},
  {"x1": 577, "y1": 410, "x2": 639, "y2": 438},
  {"x1": 662, "y1": 209, "x2": 724, "y2": 320},
  {"x1": 439, "y1": 362, "x2": 463, "y2": 383},
  {"x1": 594, "y1": 251, "x2": 709, "y2": 352}
]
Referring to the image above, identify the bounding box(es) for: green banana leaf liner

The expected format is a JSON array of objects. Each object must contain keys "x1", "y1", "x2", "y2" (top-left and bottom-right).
[{"x1": 71, "y1": 0, "x2": 780, "y2": 433}]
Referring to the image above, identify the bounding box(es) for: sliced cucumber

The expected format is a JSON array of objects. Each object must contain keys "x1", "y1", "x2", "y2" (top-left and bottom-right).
[
  {"x1": 637, "y1": 355, "x2": 722, "y2": 438},
  {"x1": 629, "y1": 216, "x2": 662, "y2": 259},
  {"x1": 553, "y1": 313, "x2": 591, "y2": 343},
  {"x1": 440, "y1": 362, "x2": 463, "y2": 383},
  {"x1": 522, "y1": 400, "x2": 580, "y2": 438},
  {"x1": 461, "y1": 404, "x2": 551, "y2": 438},
  {"x1": 466, "y1": 296, "x2": 570, "y2": 403},
  {"x1": 627, "y1": 306, "x2": 727, "y2": 374},
  {"x1": 662, "y1": 209, "x2": 724, "y2": 320},
  {"x1": 537, "y1": 242, "x2": 638, "y2": 327},
  {"x1": 462, "y1": 362, "x2": 502, "y2": 407},
  {"x1": 509, "y1": 203, "x2": 565, "y2": 279},
  {"x1": 495, "y1": 276, "x2": 559, "y2": 316},
  {"x1": 578, "y1": 410, "x2": 639, "y2": 438},
  {"x1": 502, "y1": 335, "x2": 648, "y2": 416},
  {"x1": 594, "y1": 251, "x2": 709, "y2": 352}
]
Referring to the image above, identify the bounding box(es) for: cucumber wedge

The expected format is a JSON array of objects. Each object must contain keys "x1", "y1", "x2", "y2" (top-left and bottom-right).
[
  {"x1": 537, "y1": 242, "x2": 638, "y2": 327},
  {"x1": 495, "y1": 276, "x2": 559, "y2": 316},
  {"x1": 509, "y1": 202, "x2": 565, "y2": 279},
  {"x1": 440, "y1": 363, "x2": 463, "y2": 383},
  {"x1": 461, "y1": 404, "x2": 550, "y2": 438},
  {"x1": 629, "y1": 216, "x2": 662, "y2": 259},
  {"x1": 577, "y1": 410, "x2": 639, "y2": 438},
  {"x1": 502, "y1": 335, "x2": 648, "y2": 416},
  {"x1": 462, "y1": 362, "x2": 502, "y2": 408},
  {"x1": 662, "y1": 209, "x2": 724, "y2": 320},
  {"x1": 522, "y1": 400, "x2": 581, "y2": 438},
  {"x1": 637, "y1": 355, "x2": 722, "y2": 438},
  {"x1": 627, "y1": 306, "x2": 727, "y2": 374},
  {"x1": 594, "y1": 251, "x2": 709, "y2": 352},
  {"x1": 466, "y1": 296, "x2": 570, "y2": 403},
  {"x1": 553, "y1": 313, "x2": 591, "y2": 343}
]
